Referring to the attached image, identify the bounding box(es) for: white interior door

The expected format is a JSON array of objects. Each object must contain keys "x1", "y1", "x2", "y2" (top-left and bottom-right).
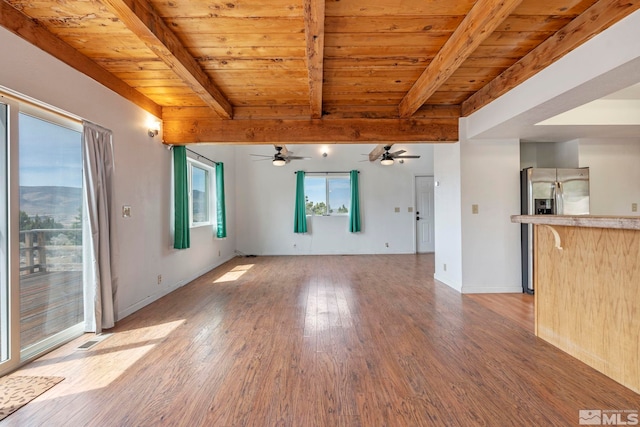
[{"x1": 415, "y1": 176, "x2": 435, "y2": 253}]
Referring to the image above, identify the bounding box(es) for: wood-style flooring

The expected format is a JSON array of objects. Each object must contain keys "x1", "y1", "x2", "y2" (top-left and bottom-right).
[{"x1": 4, "y1": 254, "x2": 639, "y2": 426}]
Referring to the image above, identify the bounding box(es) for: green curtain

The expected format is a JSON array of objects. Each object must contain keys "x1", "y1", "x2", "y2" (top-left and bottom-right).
[
  {"x1": 294, "y1": 171, "x2": 307, "y2": 233},
  {"x1": 173, "y1": 146, "x2": 190, "y2": 249},
  {"x1": 349, "y1": 170, "x2": 361, "y2": 233},
  {"x1": 215, "y1": 162, "x2": 227, "y2": 238}
]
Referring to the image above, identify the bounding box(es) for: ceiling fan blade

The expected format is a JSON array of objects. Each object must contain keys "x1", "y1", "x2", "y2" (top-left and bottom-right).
[
  {"x1": 276, "y1": 144, "x2": 290, "y2": 157},
  {"x1": 390, "y1": 149, "x2": 406, "y2": 156},
  {"x1": 394, "y1": 155, "x2": 421, "y2": 159},
  {"x1": 368, "y1": 144, "x2": 388, "y2": 162},
  {"x1": 287, "y1": 156, "x2": 311, "y2": 160},
  {"x1": 250, "y1": 154, "x2": 273, "y2": 158}
]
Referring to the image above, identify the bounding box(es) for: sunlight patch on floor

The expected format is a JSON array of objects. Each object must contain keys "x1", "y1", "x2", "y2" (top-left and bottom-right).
[
  {"x1": 213, "y1": 264, "x2": 254, "y2": 283},
  {"x1": 18, "y1": 319, "x2": 185, "y2": 398}
]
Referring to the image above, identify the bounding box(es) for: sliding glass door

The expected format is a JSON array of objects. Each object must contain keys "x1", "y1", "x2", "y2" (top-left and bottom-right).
[
  {"x1": 0, "y1": 98, "x2": 19, "y2": 374},
  {"x1": 0, "y1": 102, "x2": 10, "y2": 366},
  {"x1": 18, "y1": 110, "x2": 84, "y2": 360},
  {"x1": 0, "y1": 96, "x2": 85, "y2": 375}
]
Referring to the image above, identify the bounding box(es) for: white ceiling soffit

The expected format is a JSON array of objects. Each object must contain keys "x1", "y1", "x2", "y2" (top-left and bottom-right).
[{"x1": 536, "y1": 83, "x2": 640, "y2": 126}]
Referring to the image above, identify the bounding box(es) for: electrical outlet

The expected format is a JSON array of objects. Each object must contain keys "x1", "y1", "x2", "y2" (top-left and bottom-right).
[
  {"x1": 632, "y1": 203, "x2": 638, "y2": 213},
  {"x1": 218, "y1": 250, "x2": 221, "y2": 257},
  {"x1": 472, "y1": 204, "x2": 479, "y2": 214},
  {"x1": 385, "y1": 242, "x2": 389, "y2": 248},
  {"x1": 157, "y1": 274, "x2": 162, "y2": 285},
  {"x1": 122, "y1": 205, "x2": 131, "y2": 218},
  {"x1": 443, "y1": 263, "x2": 447, "y2": 272}
]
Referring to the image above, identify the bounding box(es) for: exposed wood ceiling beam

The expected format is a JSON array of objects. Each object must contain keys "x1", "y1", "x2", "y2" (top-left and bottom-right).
[
  {"x1": 101, "y1": 0, "x2": 233, "y2": 119},
  {"x1": 162, "y1": 116, "x2": 458, "y2": 144},
  {"x1": 398, "y1": 0, "x2": 523, "y2": 118},
  {"x1": 0, "y1": 1, "x2": 162, "y2": 118},
  {"x1": 461, "y1": 0, "x2": 640, "y2": 117},
  {"x1": 304, "y1": 0, "x2": 325, "y2": 119}
]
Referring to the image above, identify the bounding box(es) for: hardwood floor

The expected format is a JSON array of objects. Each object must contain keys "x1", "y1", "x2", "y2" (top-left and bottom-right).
[{"x1": 4, "y1": 254, "x2": 639, "y2": 426}]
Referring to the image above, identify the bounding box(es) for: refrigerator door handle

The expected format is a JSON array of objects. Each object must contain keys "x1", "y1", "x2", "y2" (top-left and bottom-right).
[{"x1": 555, "y1": 181, "x2": 564, "y2": 215}]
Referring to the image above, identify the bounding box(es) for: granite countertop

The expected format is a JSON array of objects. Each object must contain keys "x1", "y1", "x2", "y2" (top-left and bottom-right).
[{"x1": 511, "y1": 215, "x2": 640, "y2": 230}]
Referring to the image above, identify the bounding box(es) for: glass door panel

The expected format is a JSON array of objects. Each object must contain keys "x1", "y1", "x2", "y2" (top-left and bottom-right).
[
  {"x1": 18, "y1": 113, "x2": 84, "y2": 355},
  {"x1": 0, "y1": 102, "x2": 8, "y2": 364}
]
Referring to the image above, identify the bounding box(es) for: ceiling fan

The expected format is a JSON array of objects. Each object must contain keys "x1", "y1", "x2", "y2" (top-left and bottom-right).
[
  {"x1": 250, "y1": 145, "x2": 311, "y2": 166},
  {"x1": 368, "y1": 144, "x2": 420, "y2": 165}
]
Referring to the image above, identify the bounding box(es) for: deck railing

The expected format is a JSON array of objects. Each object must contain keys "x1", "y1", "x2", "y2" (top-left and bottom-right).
[{"x1": 20, "y1": 228, "x2": 82, "y2": 275}]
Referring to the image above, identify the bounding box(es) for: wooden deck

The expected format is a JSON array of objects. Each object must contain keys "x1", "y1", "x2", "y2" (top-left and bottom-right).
[
  {"x1": 20, "y1": 270, "x2": 83, "y2": 349},
  {"x1": 5, "y1": 254, "x2": 640, "y2": 426}
]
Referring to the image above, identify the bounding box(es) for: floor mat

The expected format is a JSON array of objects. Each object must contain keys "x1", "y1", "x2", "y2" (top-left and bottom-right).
[{"x1": 0, "y1": 375, "x2": 64, "y2": 421}]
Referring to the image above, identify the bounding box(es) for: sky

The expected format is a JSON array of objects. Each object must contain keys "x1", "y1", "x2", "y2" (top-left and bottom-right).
[{"x1": 19, "y1": 113, "x2": 82, "y2": 188}]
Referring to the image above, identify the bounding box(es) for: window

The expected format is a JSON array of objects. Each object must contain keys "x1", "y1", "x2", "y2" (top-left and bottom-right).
[
  {"x1": 187, "y1": 158, "x2": 215, "y2": 227},
  {"x1": 305, "y1": 175, "x2": 350, "y2": 216}
]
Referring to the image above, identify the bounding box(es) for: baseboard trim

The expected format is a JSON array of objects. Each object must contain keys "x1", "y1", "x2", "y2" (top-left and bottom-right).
[
  {"x1": 461, "y1": 285, "x2": 522, "y2": 294},
  {"x1": 433, "y1": 273, "x2": 462, "y2": 293}
]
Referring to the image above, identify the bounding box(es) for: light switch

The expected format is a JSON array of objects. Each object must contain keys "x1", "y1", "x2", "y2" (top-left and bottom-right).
[
  {"x1": 408, "y1": 207, "x2": 414, "y2": 213},
  {"x1": 633, "y1": 203, "x2": 638, "y2": 213},
  {"x1": 394, "y1": 207, "x2": 400, "y2": 213},
  {"x1": 472, "y1": 204, "x2": 479, "y2": 214}
]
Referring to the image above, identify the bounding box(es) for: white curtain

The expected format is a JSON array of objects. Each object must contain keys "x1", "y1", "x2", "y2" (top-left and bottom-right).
[{"x1": 82, "y1": 120, "x2": 118, "y2": 333}]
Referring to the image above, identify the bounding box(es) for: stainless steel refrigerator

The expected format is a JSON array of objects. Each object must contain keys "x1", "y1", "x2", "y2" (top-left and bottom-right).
[{"x1": 520, "y1": 167, "x2": 590, "y2": 293}]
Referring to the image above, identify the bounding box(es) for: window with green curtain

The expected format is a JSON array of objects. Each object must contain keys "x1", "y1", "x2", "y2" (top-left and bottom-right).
[
  {"x1": 349, "y1": 170, "x2": 361, "y2": 232},
  {"x1": 294, "y1": 171, "x2": 307, "y2": 233},
  {"x1": 215, "y1": 162, "x2": 226, "y2": 238},
  {"x1": 173, "y1": 146, "x2": 190, "y2": 249}
]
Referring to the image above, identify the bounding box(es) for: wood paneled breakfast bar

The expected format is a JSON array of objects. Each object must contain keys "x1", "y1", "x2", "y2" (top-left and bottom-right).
[{"x1": 511, "y1": 215, "x2": 640, "y2": 394}]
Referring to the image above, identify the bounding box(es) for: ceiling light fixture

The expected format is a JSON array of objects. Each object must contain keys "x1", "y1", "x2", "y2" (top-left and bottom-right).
[
  {"x1": 272, "y1": 157, "x2": 286, "y2": 166},
  {"x1": 380, "y1": 153, "x2": 394, "y2": 166}
]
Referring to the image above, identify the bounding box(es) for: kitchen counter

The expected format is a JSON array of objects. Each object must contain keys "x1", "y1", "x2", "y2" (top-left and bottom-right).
[
  {"x1": 511, "y1": 214, "x2": 640, "y2": 230},
  {"x1": 511, "y1": 215, "x2": 640, "y2": 394}
]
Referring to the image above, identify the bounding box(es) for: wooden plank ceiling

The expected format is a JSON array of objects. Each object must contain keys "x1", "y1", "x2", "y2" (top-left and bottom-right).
[{"x1": 2, "y1": 0, "x2": 639, "y2": 144}]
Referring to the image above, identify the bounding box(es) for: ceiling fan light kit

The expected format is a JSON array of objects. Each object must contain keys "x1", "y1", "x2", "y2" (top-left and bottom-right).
[
  {"x1": 380, "y1": 155, "x2": 394, "y2": 166},
  {"x1": 272, "y1": 157, "x2": 286, "y2": 166}
]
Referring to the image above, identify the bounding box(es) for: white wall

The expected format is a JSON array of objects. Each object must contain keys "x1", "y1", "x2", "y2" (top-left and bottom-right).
[
  {"x1": 460, "y1": 131, "x2": 521, "y2": 293},
  {"x1": 433, "y1": 122, "x2": 521, "y2": 294},
  {"x1": 433, "y1": 143, "x2": 462, "y2": 291},
  {"x1": 0, "y1": 27, "x2": 236, "y2": 320},
  {"x1": 578, "y1": 138, "x2": 640, "y2": 215},
  {"x1": 235, "y1": 144, "x2": 434, "y2": 255}
]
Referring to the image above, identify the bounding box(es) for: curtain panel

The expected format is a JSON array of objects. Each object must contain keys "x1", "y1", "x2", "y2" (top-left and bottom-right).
[
  {"x1": 215, "y1": 162, "x2": 227, "y2": 238},
  {"x1": 82, "y1": 120, "x2": 118, "y2": 333},
  {"x1": 349, "y1": 170, "x2": 362, "y2": 232},
  {"x1": 173, "y1": 146, "x2": 190, "y2": 249},
  {"x1": 293, "y1": 171, "x2": 307, "y2": 233}
]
